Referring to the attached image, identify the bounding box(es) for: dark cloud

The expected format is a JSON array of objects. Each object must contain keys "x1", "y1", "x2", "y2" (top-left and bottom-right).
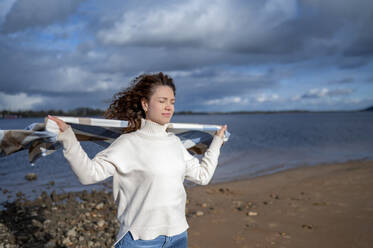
[
  {"x1": 0, "y1": 0, "x2": 372, "y2": 111},
  {"x1": 1, "y1": 0, "x2": 85, "y2": 34}
]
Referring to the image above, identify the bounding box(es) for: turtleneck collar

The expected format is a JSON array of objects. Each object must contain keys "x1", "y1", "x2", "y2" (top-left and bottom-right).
[{"x1": 137, "y1": 118, "x2": 169, "y2": 137}]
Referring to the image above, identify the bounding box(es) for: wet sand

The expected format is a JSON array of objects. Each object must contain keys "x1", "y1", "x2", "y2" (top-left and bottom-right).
[
  {"x1": 186, "y1": 159, "x2": 373, "y2": 248},
  {"x1": 1, "y1": 159, "x2": 373, "y2": 247}
]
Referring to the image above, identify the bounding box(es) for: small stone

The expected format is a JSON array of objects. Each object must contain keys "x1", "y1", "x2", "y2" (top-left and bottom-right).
[
  {"x1": 201, "y1": 203, "x2": 208, "y2": 208},
  {"x1": 32, "y1": 219, "x2": 43, "y2": 228},
  {"x1": 95, "y1": 202, "x2": 104, "y2": 210},
  {"x1": 196, "y1": 210, "x2": 204, "y2": 216},
  {"x1": 278, "y1": 232, "x2": 291, "y2": 239},
  {"x1": 270, "y1": 193, "x2": 279, "y2": 199},
  {"x1": 25, "y1": 173, "x2": 37, "y2": 181},
  {"x1": 67, "y1": 228, "x2": 76, "y2": 237},
  {"x1": 97, "y1": 220, "x2": 105, "y2": 228},
  {"x1": 62, "y1": 237, "x2": 72, "y2": 246},
  {"x1": 232, "y1": 200, "x2": 243, "y2": 208},
  {"x1": 302, "y1": 224, "x2": 313, "y2": 230},
  {"x1": 247, "y1": 211, "x2": 258, "y2": 216},
  {"x1": 43, "y1": 219, "x2": 51, "y2": 226}
]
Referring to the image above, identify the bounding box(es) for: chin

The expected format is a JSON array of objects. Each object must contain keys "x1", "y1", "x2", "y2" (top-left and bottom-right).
[{"x1": 160, "y1": 116, "x2": 172, "y2": 123}]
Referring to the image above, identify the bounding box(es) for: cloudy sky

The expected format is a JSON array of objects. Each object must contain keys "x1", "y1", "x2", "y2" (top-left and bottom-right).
[{"x1": 0, "y1": 0, "x2": 372, "y2": 112}]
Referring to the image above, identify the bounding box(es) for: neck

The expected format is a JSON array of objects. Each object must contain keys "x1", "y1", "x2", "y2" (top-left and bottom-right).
[{"x1": 137, "y1": 118, "x2": 169, "y2": 137}]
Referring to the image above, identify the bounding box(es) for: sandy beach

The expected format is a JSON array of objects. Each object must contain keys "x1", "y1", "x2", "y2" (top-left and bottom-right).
[
  {"x1": 187, "y1": 159, "x2": 373, "y2": 248},
  {"x1": 1, "y1": 159, "x2": 373, "y2": 247}
]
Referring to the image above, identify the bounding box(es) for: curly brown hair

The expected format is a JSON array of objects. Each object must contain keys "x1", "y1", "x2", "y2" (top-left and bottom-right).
[{"x1": 103, "y1": 72, "x2": 176, "y2": 133}]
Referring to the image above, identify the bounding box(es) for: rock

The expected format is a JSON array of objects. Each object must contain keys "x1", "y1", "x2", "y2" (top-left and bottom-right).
[
  {"x1": 67, "y1": 227, "x2": 76, "y2": 237},
  {"x1": 201, "y1": 203, "x2": 208, "y2": 208},
  {"x1": 302, "y1": 224, "x2": 313, "y2": 229},
  {"x1": 232, "y1": 200, "x2": 243, "y2": 207},
  {"x1": 219, "y1": 187, "x2": 231, "y2": 193},
  {"x1": 246, "y1": 201, "x2": 254, "y2": 208},
  {"x1": 62, "y1": 237, "x2": 72, "y2": 246},
  {"x1": 196, "y1": 210, "x2": 204, "y2": 216},
  {"x1": 95, "y1": 202, "x2": 104, "y2": 210},
  {"x1": 270, "y1": 193, "x2": 279, "y2": 199},
  {"x1": 278, "y1": 232, "x2": 291, "y2": 239},
  {"x1": 32, "y1": 219, "x2": 43, "y2": 228},
  {"x1": 97, "y1": 220, "x2": 105, "y2": 228},
  {"x1": 247, "y1": 211, "x2": 258, "y2": 216},
  {"x1": 25, "y1": 173, "x2": 37, "y2": 181},
  {"x1": 43, "y1": 219, "x2": 52, "y2": 227}
]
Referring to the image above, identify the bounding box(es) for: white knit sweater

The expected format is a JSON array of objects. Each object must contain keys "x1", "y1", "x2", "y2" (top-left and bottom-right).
[{"x1": 57, "y1": 117, "x2": 224, "y2": 245}]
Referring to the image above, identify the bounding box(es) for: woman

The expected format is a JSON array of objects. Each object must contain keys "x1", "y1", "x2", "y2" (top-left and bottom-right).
[{"x1": 48, "y1": 72, "x2": 227, "y2": 248}]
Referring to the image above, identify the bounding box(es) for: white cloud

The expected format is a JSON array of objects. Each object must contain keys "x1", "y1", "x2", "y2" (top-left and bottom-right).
[
  {"x1": 204, "y1": 96, "x2": 248, "y2": 105},
  {"x1": 0, "y1": 91, "x2": 44, "y2": 111},
  {"x1": 255, "y1": 93, "x2": 280, "y2": 103}
]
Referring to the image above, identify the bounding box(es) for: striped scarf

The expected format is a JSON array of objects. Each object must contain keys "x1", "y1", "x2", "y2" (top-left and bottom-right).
[{"x1": 0, "y1": 116, "x2": 230, "y2": 165}]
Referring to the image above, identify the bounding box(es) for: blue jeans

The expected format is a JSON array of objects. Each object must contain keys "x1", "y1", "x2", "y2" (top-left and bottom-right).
[{"x1": 115, "y1": 230, "x2": 188, "y2": 248}]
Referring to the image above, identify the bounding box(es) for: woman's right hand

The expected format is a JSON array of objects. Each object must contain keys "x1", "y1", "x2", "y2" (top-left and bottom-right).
[{"x1": 47, "y1": 115, "x2": 70, "y2": 132}]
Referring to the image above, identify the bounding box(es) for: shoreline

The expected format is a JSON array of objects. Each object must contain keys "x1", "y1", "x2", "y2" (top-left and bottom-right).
[{"x1": 1, "y1": 159, "x2": 373, "y2": 247}]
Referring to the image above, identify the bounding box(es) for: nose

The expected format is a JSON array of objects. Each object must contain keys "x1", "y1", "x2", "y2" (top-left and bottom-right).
[{"x1": 165, "y1": 103, "x2": 172, "y2": 110}]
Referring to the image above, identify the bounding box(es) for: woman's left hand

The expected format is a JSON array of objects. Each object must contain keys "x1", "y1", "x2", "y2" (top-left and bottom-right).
[{"x1": 216, "y1": 124, "x2": 228, "y2": 140}]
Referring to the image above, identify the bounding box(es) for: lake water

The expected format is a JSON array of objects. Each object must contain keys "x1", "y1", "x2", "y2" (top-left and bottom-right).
[{"x1": 1, "y1": 112, "x2": 373, "y2": 203}]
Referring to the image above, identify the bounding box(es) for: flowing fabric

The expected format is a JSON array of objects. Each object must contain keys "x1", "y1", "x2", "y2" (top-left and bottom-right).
[{"x1": 0, "y1": 116, "x2": 230, "y2": 165}]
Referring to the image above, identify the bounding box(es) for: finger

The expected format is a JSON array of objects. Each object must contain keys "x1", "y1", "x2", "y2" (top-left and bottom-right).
[{"x1": 49, "y1": 115, "x2": 63, "y2": 124}]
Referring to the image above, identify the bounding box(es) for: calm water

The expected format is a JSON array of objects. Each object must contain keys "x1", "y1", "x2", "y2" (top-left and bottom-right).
[{"x1": 1, "y1": 112, "x2": 373, "y2": 203}]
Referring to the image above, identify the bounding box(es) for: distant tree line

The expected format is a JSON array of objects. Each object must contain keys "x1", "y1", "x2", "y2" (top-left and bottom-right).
[
  {"x1": 0, "y1": 107, "x2": 105, "y2": 118},
  {"x1": 1, "y1": 105, "x2": 372, "y2": 119}
]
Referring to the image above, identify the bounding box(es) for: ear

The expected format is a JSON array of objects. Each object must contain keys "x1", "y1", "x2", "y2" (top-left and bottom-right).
[{"x1": 141, "y1": 97, "x2": 148, "y2": 112}]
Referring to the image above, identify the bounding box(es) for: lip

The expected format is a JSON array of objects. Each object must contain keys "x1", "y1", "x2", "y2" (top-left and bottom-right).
[{"x1": 162, "y1": 113, "x2": 171, "y2": 117}]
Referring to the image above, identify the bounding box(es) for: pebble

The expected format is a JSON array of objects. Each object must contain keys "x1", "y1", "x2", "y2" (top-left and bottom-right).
[
  {"x1": 270, "y1": 193, "x2": 280, "y2": 199},
  {"x1": 95, "y1": 202, "x2": 105, "y2": 210},
  {"x1": 247, "y1": 211, "x2": 258, "y2": 216},
  {"x1": 67, "y1": 227, "x2": 76, "y2": 237},
  {"x1": 302, "y1": 224, "x2": 313, "y2": 229},
  {"x1": 196, "y1": 210, "x2": 204, "y2": 216},
  {"x1": 97, "y1": 220, "x2": 105, "y2": 228},
  {"x1": 25, "y1": 173, "x2": 38, "y2": 181},
  {"x1": 0, "y1": 190, "x2": 120, "y2": 247}
]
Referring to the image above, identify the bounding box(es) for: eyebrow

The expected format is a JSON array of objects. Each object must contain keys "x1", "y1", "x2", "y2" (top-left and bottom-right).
[{"x1": 157, "y1": 97, "x2": 175, "y2": 101}]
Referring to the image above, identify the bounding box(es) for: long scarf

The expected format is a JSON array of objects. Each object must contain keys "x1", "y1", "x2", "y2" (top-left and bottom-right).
[{"x1": 0, "y1": 116, "x2": 230, "y2": 165}]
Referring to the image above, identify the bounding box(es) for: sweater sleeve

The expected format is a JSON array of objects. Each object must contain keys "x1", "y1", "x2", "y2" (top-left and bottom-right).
[
  {"x1": 181, "y1": 135, "x2": 224, "y2": 185},
  {"x1": 57, "y1": 125, "x2": 117, "y2": 185}
]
